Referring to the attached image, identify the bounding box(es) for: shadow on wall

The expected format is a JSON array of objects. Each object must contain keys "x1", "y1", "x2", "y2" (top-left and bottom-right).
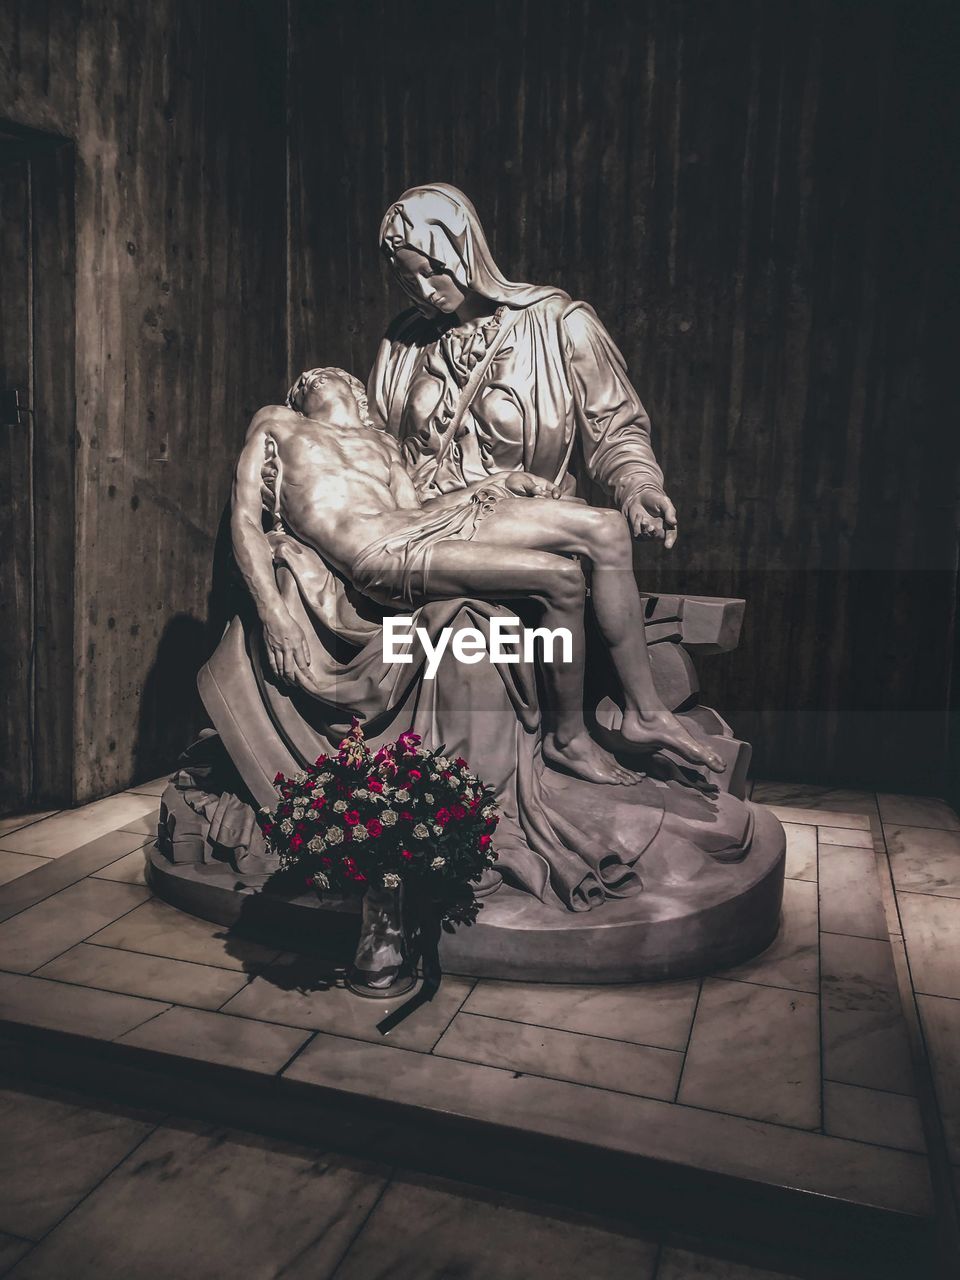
[{"x1": 134, "y1": 503, "x2": 246, "y2": 785}]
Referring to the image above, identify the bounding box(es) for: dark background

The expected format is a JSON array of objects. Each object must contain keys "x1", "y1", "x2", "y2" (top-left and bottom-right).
[{"x1": 1, "y1": 0, "x2": 958, "y2": 803}]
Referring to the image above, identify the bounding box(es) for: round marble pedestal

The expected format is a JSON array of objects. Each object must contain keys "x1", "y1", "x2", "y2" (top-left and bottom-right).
[{"x1": 147, "y1": 804, "x2": 785, "y2": 983}]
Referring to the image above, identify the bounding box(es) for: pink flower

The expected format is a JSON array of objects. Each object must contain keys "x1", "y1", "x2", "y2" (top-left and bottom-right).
[
  {"x1": 435, "y1": 808, "x2": 451, "y2": 826},
  {"x1": 366, "y1": 819, "x2": 383, "y2": 838},
  {"x1": 344, "y1": 811, "x2": 360, "y2": 826}
]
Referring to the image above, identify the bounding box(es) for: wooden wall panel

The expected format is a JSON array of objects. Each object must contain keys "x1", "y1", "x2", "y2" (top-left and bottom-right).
[
  {"x1": 287, "y1": 0, "x2": 960, "y2": 789},
  {"x1": 0, "y1": 0, "x2": 287, "y2": 802}
]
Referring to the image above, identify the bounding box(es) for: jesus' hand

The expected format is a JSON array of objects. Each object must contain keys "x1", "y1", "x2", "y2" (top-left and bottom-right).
[
  {"x1": 503, "y1": 472, "x2": 563, "y2": 499},
  {"x1": 623, "y1": 487, "x2": 678, "y2": 549},
  {"x1": 263, "y1": 606, "x2": 312, "y2": 684}
]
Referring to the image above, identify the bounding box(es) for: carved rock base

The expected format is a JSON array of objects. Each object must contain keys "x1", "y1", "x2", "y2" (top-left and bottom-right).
[{"x1": 147, "y1": 803, "x2": 784, "y2": 983}]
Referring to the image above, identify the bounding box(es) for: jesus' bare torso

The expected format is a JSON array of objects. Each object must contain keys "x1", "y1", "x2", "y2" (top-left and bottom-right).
[{"x1": 231, "y1": 369, "x2": 725, "y2": 786}]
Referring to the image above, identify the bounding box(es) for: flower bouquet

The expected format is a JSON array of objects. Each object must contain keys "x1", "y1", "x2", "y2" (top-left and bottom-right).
[{"x1": 258, "y1": 720, "x2": 499, "y2": 994}]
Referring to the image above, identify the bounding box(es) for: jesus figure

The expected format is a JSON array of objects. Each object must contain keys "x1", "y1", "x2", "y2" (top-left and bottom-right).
[{"x1": 231, "y1": 366, "x2": 726, "y2": 787}]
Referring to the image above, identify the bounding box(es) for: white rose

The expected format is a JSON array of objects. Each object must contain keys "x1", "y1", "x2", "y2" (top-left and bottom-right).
[
  {"x1": 317, "y1": 772, "x2": 332, "y2": 784},
  {"x1": 326, "y1": 826, "x2": 343, "y2": 844},
  {"x1": 307, "y1": 835, "x2": 325, "y2": 853},
  {"x1": 383, "y1": 872, "x2": 401, "y2": 889},
  {"x1": 425, "y1": 792, "x2": 434, "y2": 804},
  {"x1": 352, "y1": 825, "x2": 368, "y2": 841},
  {"x1": 395, "y1": 788, "x2": 409, "y2": 802},
  {"x1": 353, "y1": 788, "x2": 369, "y2": 800},
  {"x1": 380, "y1": 810, "x2": 397, "y2": 826},
  {"x1": 259, "y1": 806, "x2": 272, "y2": 816},
  {"x1": 333, "y1": 799, "x2": 347, "y2": 813},
  {"x1": 432, "y1": 824, "x2": 443, "y2": 837},
  {"x1": 313, "y1": 871, "x2": 330, "y2": 890},
  {"x1": 431, "y1": 856, "x2": 446, "y2": 870},
  {"x1": 413, "y1": 823, "x2": 429, "y2": 840},
  {"x1": 436, "y1": 756, "x2": 451, "y2": 770},
  {"x1": 280, "y1": 818, "x2": 294, "y2": 835}
]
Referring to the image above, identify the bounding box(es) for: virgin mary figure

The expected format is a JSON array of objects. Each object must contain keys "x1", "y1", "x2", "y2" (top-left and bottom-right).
[{"x1": 162, "y1": 187, "x2": 760, "y2": 919}]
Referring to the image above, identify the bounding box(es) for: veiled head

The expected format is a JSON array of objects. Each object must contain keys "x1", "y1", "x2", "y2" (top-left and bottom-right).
[{"x1": 379, "y1": 184, "x2": 563, "y2": 313}]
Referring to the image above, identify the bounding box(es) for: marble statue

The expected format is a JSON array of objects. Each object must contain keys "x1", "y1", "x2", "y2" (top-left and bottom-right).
[{"x1": 152, "y1": 183, "x2": 785, "y2": 979}]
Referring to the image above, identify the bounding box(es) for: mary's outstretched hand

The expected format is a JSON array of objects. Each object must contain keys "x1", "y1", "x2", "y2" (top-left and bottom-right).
[{"x1": 623, "y1": 487, "x2": 679, "y2": 550}]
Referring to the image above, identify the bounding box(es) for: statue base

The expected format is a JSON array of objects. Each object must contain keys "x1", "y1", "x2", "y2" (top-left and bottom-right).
[{"x1": 146, "y1": 803, "x2": 784, "y2": 983}]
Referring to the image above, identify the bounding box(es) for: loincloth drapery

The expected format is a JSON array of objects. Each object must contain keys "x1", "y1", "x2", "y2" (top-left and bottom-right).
[{"x1": 350, "y1": 483, "x2": 509, "y2": 605}]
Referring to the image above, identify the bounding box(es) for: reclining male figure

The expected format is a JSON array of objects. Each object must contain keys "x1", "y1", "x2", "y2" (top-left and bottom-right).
[{"x1": 232, "y1": 367, "x2": 725, "y2": 786}]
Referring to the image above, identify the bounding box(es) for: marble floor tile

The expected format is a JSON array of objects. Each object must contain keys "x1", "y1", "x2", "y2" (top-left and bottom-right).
[
  {"x1": 0, "y1": 851, "x2": 50, "y2": 888},
  {"x1": 335, "y1": 1171, "x2": 659, "y2": 1280},
  {"x1": 885, "y1": 825, "x2": 960, "y2": 898},
  {"x1": 125, "y1": 775, "x2": 171, "y2": 797},
  {"x1": 88, "y1": 897, "x2": 281, "y2": 972},
  {"x1": 462, "y1": 977, "x2": 700, "y2": 1052},
  {"x1": 0, "y1": 1232, "x2": 31, "y2": 1274},
  {"x1": 0, "y1": 1085, "x2": 155, "y2": 1240},
  {"x1": 0, "y1": 811, "x2": 58, "y2": 840},
  {"x1": 0, "y1": 970, "x2": 168, "y2": 1040},
  {"x1": 117, "y1": 810, "x2": 160, "y2": 837},
  {"x1": 782, "y1": 822, "x2": 817, "y2": 881},
  {"x1": 0, "y1": 832, "x2": 155, "y2": 929},
  {"x1": 36, "y1": 943, "x2": 250, "y2": 1010},
  {"x1": 758, "y1": 804, "x2": 870, "y2": 831},
  {"x1": 0, "y1": 793, "x2": 160, "y2": 859},
  {"x1": 897, "y1": 891, "x2": 960, "y2": 999},
  {"x1": 657, "y1": 1247, "x2": 801, "y2": 1279},
  {"x1": 0, "y1": 879, "x2": 150, "y2": 973},
  {"x1": 817, "y1": 825, "x2": 874, "y2": 849},
  {"x1": 818, "y1": 844, "x2": 887, "y2": 940},
  {"x1": 917, "y1": 994, "x2": 960, "y2": 1164},
  {"x1": 434, "y1": 1011, "x2": 682, "y2": 1102},
  {"x1": 116, "y1": 1005, "x2": 311, "y2": 1074},
  {"x1": 722, "y1": 878, "x2": 819, "y2": 993},
  {"x1": 284, "y1": 1034, "x2": 932, "y2": 1214},
  {"x1": 90, "y1": 848, "x2": 148, "y2": 885},
  {"x1": 878, "y1": 793, "x2": 960, "y2": 831},
  {"x1": 8, "y1": 1120, "x2": 388, "y2": 1280},
  {"x1": 678, "y1": 978, "x2": 820, "y2": 1128},
  {"x1": 822, "y1": 1080, "x2": 926, "y2": 1154},
  {"x1": 222, "y1": 965, "x2": 472, "y2": 1051},
  {"x1": 751, "y1": 781, "x2": 878, "y2": 816},
  {"x1": 821, "y1": 932, "x2": 915, "y2": 1095}
]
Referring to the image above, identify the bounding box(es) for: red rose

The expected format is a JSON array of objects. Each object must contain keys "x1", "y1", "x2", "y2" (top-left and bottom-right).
[
  {"x1": 314, "y1": 754, "x2": 328, "y2": 767},
  {"x1": 273, "y1": 772, "x2": 285, "y2": 784},
  {"x1": 486, "y1": 817, "x2": 498, "y2": 830},
  {"x1": 321, "y1": 856, "x2": 332, "y2": 867},
  {"x1": 261, "y1": 823, "x2": 273, "y2": 836},
  {"x1": 304, "y1": 874, "x2": 315, "y2": 887},
  {"x1": 344, "y1": 811, "x2": 360, "y2": 826},
  {"x1": 400, "y1": 848, "x2": 413, "y2": 860},
  {"x1": 451, "y1": 803, "x2": 466, "y2": 820},
  {"x1": 407, "y1": 768, "x2": 422, "y2": 782},
  {"x1": 367, "y1": 777, "x2": 383, "y2": 793},
  {"x1": 290, "y1": 834, "x2": 303, "y2": 850},
  {"x1": 479, "y1": 834, "x2": 492, "y2": 851},
  {"x1": 310, "y1": 796, "x2": 325, "y2": 810},
  {"x1": 400, "y1": 810, "x2": 414, "y2": 823},
  {"x1": 455, "y1": 756, "x2": 468, "y2": 768},
  {"x1": 435, "y1": 808, "x2": 452, "y2": 826},
  {"x1": 366, "y1": 819, "x2": 383, "y2": 838}
]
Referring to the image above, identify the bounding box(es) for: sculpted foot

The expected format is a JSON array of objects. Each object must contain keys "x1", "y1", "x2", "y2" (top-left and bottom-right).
[
  {"x1": 543, "y1": 730, "x2": 639, "y2": 786},
  {"x1": 619, "y1": 709, "x2": 726, "y2": 774}
]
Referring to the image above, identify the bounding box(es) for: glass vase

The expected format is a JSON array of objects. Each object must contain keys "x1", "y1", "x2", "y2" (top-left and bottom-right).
[{"x1": 347, "y1": 883, "x2": 417, "y2": 999}]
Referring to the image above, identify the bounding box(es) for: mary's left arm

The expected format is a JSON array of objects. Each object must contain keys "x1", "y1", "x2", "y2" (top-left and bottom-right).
[{"x1": 561, "y1": 302, "x2": 678, "y2": 548}]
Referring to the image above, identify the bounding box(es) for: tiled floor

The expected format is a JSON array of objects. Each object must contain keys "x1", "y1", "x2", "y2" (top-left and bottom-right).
[
  {"x1": 0, "y1": 777, "x2": 959, "y2": 1275},
  {"x1": 0, "y1": 1079, "x2": 810, "y2": 1280}
]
